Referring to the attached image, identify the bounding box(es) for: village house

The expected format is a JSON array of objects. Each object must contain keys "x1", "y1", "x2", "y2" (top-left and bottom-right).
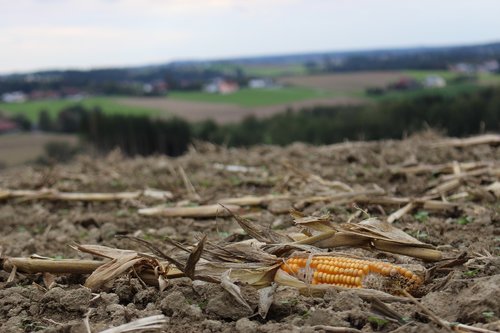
[
  {"x1": 0, "y1": 118, "x2": 19, "y2": 134},
  {"x1": 1, "y1": 91, "x2": 27, "y2": 103},
  {"x1": 248, "y1": 78, "x2": 279, "y2": 89},
  {"x1": 423, "y1": 75, "x2": 446, "y2": 88},
  {"x1": 204, "y1": 78, "x2": 239, "y2": 94}
]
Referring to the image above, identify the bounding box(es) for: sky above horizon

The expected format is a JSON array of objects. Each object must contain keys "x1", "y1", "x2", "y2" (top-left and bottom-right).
[{"x1": 2, "y1": 0, "x2": 500, "y2": 74}]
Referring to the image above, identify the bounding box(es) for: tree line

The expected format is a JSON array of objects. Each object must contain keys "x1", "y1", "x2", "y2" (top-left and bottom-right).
[{"x1": 23, "y1": 85, "x2": 500, "y2": 157}]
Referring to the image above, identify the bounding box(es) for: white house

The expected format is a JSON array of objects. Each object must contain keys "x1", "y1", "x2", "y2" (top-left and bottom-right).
[
  {"x1": 423, "y1": 75, "x2": 446, "y2": 88},
  {"x1": 1, "y1": 91, "x2": 27, "y2": 103}
]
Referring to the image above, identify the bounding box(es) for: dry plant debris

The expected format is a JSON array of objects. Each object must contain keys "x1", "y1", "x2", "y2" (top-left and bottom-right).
[{"x1": 0, "y1": 133, "x2": 499, "y2": 332}]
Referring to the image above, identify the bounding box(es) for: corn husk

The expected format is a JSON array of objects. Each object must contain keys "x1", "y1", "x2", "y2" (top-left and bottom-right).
[
  {"x1": 294, "y1": 217, "x2": 442, "y2": 261},
  {"x1": 0, "y1": 188, "x2": 172, "y2": 202},
  {"x1": 99, "y1": 315, "x2": 167, "y2": 333},
  {"x1": 138, "y1": 204, "x2": 241, "y2": 218}
]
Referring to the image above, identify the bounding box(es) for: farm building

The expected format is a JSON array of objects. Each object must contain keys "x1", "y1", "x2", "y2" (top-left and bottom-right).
[
  {"x1": 1, "y1": 91, "x2": 27, "y2": 103},
  {"x1": 204, "y1": 78, "x2": 239, "y2": 94},
  {"x1": 0, "y1": 118, "x2": 19, "y2": 134},
  {"x1": 423, "y1": 75, "x2": 446, "y2": 88},
  {"x1": 248, "y1": 78, "x2": 279, "y2": 89}
]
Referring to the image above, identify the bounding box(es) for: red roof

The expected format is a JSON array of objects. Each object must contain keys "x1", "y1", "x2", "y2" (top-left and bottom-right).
[{"x1": 0, "y1": 119, "x2": 18, "y2": 132}]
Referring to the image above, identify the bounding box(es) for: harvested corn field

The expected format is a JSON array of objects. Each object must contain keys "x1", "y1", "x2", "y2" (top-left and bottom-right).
[{"x1": 0, "y1": 132, "x2": 499, "y2": 332}]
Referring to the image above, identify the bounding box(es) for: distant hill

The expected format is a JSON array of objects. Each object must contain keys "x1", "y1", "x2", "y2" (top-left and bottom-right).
[
  {"x1": 1, "y1": 40, "x2": 499, "y2": 95},
  {"x1": 169, "y1": 41, "x2": 500, "y2": 66},
  {"x1": 2, "y1": 40, "x2": 500, "y2": 78}
]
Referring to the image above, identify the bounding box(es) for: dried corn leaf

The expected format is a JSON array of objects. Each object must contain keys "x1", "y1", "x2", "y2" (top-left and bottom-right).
[
  {"x1": 219, "y1": 194, "x2": 290, "y2": 206},
  {"x1": 98, "y1": 314, "x2": 167, "y2": 333},
  {"x1": 226, "y1": 206, "x2": 293, "y2": 244},
  {"x1": 71, "y1": 244, "x2": 139, "y2": 260},
  {"x1": 431, "y1": 134, "x2": 500, "y2": 148},
  {"x1": 292, "y1": 213, "x2": 335, "y2": 232},
  {"x1": 486, "y1": 181, "x2": 500, "y2": 198},
  {"x1": 258, "y1": 283, "x2": 277, "y2": 319},
  {"x1": 295, "y1": 218, "x2": 442, "y2": 261},
  {"x1": 185, "y1": 235, "x2": 206, "y2": 279},
  {"x1": 387, "y1": 202, "x2": 417, "y2": 223},
  {"x1": 205, "y1": 239, "x2": 280, "y2": 264},
  {"x1": 0, "y1": 188, "x2": 172, "y2": 202},
  {"x1": 220, "y1": 270, "x2": 253, "y2": 313},
  {"x1": 84, "y1": 253, "x2": 147, "y2": 291},
  {"x1": 2, "y1": 257, "x2": 104, "y2": 274},
  {"x1": 347, "y1": 218, "x2": 429, "y2": 245}
]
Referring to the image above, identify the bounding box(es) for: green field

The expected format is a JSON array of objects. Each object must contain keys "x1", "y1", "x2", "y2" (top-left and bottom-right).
[
  {"x1": 2, "y1": 70, "x2": 497, "y2": 123},
  {"x1": 169, "y1": 87, "x2": 330, "y2": 107},
  {"x1": 0, "y1": 97, "x2": 159, "y2": 122},
  {"x1": 405, "y1": 70, "x2": 500, "y2": 85},
  {"x1": 404, "y1": 70, "x2": 460, "y2": 81},
  {"x1": 370, "y1": 83, "x2": 481, "y2": 101}
]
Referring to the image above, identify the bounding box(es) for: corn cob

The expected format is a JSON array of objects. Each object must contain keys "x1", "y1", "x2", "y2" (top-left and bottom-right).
[{"x1": 280, "y1": 255, "x2": 422, "y2": 292}]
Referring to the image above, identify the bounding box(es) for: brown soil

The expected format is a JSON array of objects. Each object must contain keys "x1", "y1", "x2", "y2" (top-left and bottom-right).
[
  {"x1": 0, "y1": 132, "x2": 499, "y2": 332},
  {"x1": 115, "y1": 96, "x2": 364, "y2": 123},
  {"x1": 0, "y1": 133, "x2": 77, "y2": 167},
  {"x1": 278, "y1": 71, "x2": 405, "y2": 93}
]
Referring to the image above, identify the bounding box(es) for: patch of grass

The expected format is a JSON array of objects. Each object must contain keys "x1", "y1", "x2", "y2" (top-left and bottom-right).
[
  {"x1": 368, "y1": 316, "x2": 389, "y2": 330},
  {"x1": 218, "y1": 231, "x2": 231, "y2": 239},
  {"x1": 463, "y1": 269, "x2": 479, "y2": 278},
  {"x1": 169, "y1": 87, "x2": 330, "y2": 107},
  {"x1": 78, "y1": 231, "x2": 89, "y2": 239},
  {"x1": 229, "y1": 176, "x2": 242, "y2": 186},
  {"x1": 197, "y1": 299, "x2": 208, "y2": 310},
  {"x1": 301, "y1": 310, "x2": 311, "y2": 319},
  {"x1": 414, "y1": 210, "x2": 429, "y2": 222},
  {"x1": 281, "y1": 298, "x2": 299, "y2": 306},
  {"x1": 20, "y1": 319, "x2": 47, "y2": 332},
  {"x1": 407, "y1": 229, "x2": 429, "y2": 241},
  {"x1": 482, "y1": 311, "x2": 495, "y2": 320},
  {"x1": 115, "y1": 209, "x2": 130, "y2": 217},
  {"x1": 478, "y1": 73, "x2": 500, "y2": 85},
  {"x1": 0, "y1": 97, "x2": 160, "y2": 122},
  {"x1": 456, "y1": 216, "x2": 473, "y2": 225}
]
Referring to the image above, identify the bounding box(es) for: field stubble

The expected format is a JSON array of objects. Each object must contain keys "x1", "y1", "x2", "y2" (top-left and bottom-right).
[{"x1": 0, "y1": 132, "x2": 499, "y2": 332}]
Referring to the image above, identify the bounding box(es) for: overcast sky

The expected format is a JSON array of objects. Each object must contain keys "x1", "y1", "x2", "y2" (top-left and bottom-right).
[{"x1": 2, "y1": 0, "x2": 500, "y2": 73}]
